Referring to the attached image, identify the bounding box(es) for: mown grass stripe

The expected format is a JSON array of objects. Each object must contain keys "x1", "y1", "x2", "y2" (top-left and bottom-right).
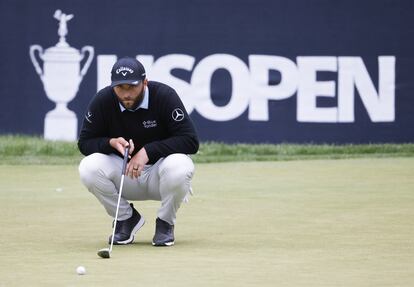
[{"x1": 0, "y1": 135, "x2": 413, "y2": 165}]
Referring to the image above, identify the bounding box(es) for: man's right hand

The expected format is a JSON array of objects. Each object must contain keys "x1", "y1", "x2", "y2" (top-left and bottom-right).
[{"x1": 109, "y1": 137, "x2": 135, "y2": 157}]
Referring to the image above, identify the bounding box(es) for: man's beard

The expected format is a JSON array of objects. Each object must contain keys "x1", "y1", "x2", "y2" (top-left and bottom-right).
[{"x1": 122, "y1": 88, "x2": 145, "y2": 110}]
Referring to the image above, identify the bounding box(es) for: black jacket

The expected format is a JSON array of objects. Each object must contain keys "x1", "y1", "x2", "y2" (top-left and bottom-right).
[{"x1": 78, "y1": 81, "x2": 199, "y2": 164}]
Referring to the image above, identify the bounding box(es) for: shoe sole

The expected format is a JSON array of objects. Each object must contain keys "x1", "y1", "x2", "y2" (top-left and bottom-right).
[
  {"x1": 152, "y1": 241, "x2": 175, "y2": 247},
  {"x1": 113, "y1": 216, "x2": 146, "y2": 245}
]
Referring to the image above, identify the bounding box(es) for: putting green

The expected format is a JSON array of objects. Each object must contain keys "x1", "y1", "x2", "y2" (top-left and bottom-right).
[{"x1": 0, "y1": 158, "x2": 413, "y2": 286}]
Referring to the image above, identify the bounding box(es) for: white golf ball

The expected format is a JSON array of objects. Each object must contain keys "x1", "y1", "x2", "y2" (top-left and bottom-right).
[{"x1": 76, "y1": 266, "x2": 86, "y2": 275}]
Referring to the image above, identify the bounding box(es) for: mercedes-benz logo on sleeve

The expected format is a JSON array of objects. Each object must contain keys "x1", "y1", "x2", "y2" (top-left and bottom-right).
[{"x1": 172, "y1": 108, "x2": 185, "y2": 121}]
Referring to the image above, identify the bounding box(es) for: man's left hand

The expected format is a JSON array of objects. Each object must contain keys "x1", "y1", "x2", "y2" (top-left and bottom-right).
[{"x1": 127, "y1": 147, "x2": 149, "y2": 178}]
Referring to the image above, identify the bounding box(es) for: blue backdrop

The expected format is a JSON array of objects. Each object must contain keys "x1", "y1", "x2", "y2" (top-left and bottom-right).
[{"x1": 0, "y1": 0, "x2": 413, "y2": 143}]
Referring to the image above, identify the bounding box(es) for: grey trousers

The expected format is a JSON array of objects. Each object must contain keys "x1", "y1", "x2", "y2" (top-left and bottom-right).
[{"x1": 78, "y1": 153, "x2": 195, "y2": 225}]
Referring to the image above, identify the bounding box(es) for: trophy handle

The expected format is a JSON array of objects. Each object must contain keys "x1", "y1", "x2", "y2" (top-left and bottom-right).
[
  {"x1": 80, "y1": 46, "x2": 94, "y2": 77},
  {"x1": 29, "y1": 45, "x2": 44, "y2": 76}
]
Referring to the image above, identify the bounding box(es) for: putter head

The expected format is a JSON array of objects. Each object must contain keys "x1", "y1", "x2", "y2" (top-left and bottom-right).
[{"x1": 97, "y1": 248, "x2": 110, "y2": 259}]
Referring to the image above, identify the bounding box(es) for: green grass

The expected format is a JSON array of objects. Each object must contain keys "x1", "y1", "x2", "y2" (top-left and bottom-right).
[
  {"x1": 0, "y1": 158, "x2": 413, "y2": 286},
  {"x1": 0, "y1": 135, "x2": 413, "y2": 164}
]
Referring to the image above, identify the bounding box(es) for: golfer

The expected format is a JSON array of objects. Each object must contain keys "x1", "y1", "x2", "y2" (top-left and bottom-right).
[{"x1": 78, "y1": 56, "x2": 199, "y2": 246}]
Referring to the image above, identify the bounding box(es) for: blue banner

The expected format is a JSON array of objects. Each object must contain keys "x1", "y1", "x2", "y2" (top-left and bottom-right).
[{"x1": 0, "y1": 0, "x2": 413, "y2": 143}]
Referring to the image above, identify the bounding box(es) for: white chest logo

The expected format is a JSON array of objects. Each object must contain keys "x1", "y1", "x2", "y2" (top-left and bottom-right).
[
  {"x1": 172, "y1": 108, "x2": 184, "y2": 121},
  {"x1": 143, "y1": 120, "x2": 157, "y2": 128}
]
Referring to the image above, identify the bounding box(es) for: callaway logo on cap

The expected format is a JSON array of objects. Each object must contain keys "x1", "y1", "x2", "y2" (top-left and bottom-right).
[
  {"x1": 116, "y1": 66, "x2": 134, "y2": 76},
  {"x1": 111, "y1": 57, "x2": 146, "y2": 87}
]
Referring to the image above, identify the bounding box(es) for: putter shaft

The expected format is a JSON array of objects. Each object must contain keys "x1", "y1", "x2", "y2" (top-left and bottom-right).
[{"x1": 98, "y1": 146, "x2": 130, "y2": 258}]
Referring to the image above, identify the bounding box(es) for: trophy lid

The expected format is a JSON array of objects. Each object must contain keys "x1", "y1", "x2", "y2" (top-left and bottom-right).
[
  {"x1": 41, "y1": 10, "x2": 82, "y2": 62},
  {"x1": 42, "y1": 45, "x2": 82, "y2": 62}
]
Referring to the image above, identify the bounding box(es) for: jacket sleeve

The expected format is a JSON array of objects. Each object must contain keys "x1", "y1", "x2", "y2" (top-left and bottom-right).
[
  {"x1": 144, "y1": 88, "x2": 199, "y2": 162},
  {"x1": 77, "y1": 94, "x2": 116, "y2": 156}
]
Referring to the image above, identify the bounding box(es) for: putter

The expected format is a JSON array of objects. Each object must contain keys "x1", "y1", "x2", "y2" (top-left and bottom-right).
[{"x1": 97, "y1": 146, "x2": 130, "y2": 259}]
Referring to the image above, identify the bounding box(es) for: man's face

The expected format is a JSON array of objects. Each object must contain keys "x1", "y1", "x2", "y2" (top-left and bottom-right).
[{"x1": 113, "y1": 80, "x2": 147, "y2": 110}]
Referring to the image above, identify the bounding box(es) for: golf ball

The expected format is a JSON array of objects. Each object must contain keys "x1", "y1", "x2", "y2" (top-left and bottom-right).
[{"x1": 76, "y1": 266, "x2": 86, "y2": 275}]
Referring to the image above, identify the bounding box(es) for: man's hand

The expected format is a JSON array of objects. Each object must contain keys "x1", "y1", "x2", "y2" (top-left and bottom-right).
[
  {"x1": 127, "y1": 147, "x2": 149, "y2": 178},
  {"x1": 109, "y1": 137, "x2": 135, "y2": 157}
]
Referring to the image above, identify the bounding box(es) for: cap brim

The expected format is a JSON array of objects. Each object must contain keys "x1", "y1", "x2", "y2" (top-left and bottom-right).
[{"x1": 111, "y1": 79, "x2": 141, "y2": 88}]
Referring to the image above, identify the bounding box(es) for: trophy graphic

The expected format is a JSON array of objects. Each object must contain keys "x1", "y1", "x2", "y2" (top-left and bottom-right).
[{"x1": 29, "y1": 9, "x2": 94, "y2": 141}]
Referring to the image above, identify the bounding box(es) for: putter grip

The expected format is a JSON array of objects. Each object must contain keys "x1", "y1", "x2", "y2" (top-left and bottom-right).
[{"x1": 121, "y1": 147, "x2": 129, "y2": 175}]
